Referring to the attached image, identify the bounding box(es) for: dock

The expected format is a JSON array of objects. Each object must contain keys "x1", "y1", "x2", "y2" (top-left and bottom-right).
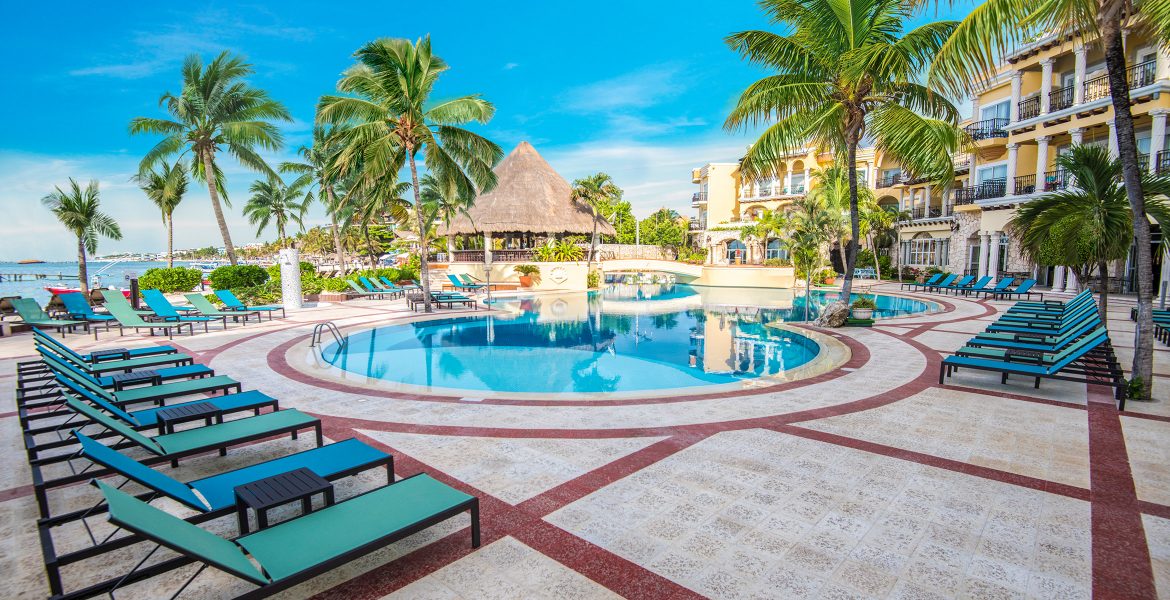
[{"x1": 0, "y1": 273, "x2": 79, "y2": 282}]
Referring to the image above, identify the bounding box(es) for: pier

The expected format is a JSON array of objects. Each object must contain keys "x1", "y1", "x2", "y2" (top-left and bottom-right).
[{"x1": 0, "y1": 273, "x2": 79, "y2": 282}]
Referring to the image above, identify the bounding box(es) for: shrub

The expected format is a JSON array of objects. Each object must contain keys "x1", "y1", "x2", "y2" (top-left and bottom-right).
[
  {"x1": 762, "y1": 258, "x2": 791, "y2": 267},
  {"x1": 587, "y1": 270, "x2": 601, "y2": 288},
  {"x1": 534, "y1": 240, "x2": 584, "y2": 262},
  {"x1": 318, "y1": 277, "x2": 351, "y2": 293},
  {"x1": 513, "y1": 264, "x2": 540, "y2": 276},
  {"x1": 208, "y1": 265, "x2": 268, "y2": 290},
  {"x1": 851, "y1": 296, "x2": 878, "y2": 309},
  {"x1": 138, "y1": 267, "x2": 203, "y2": 293},
  {"x1": 233, "y1": 280, "x2": 282, "y2": 305}
]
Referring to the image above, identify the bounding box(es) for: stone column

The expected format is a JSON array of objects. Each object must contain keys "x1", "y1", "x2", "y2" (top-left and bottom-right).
[
  {"x1": 1010, "y1": 72, "x2": 1023, "y2": 122},
  {"x1": 1070, "y1": 128, "x2": 1084, "y2": 145},
  {"x1": 278, "y1": 248, "x2": 303, "y2": 310},
  {"x1": 977, "y1": 233, "x2": 991, "y2": 278},
  {"x1": 1074, "y1": 45, "x2": 1088, "y2": 105},
  {"x1": 484, "y1": 231, "x2": 493, "y2": 264},
  {"x1": 1036, "y1": 136, "x2": 1051, "y2": 183},
  {"x1": 1006, "y1": 143, "x2": 1019, "y2": 195},
  {"x1": 1053, "y1": 266, "x2": 1066, "y2": 290},
  {"x1": 987, "y1": 232, "x2": 1002, "y2": 280},
  {"x1": 1040, "y1": 59, "x2": 1055, "y2": 114},
  {"x1": 970, "y1": 95, "x2": 980, "y2": 122},
  {"x1": 1150, "y1": 110, "x2": 1168, "y2": 171},
  {"x1": 1065, "y1": 270, "x2": 1079, "y2": 293}
]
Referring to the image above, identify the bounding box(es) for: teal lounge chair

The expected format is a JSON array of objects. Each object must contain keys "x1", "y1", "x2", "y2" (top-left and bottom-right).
[
  {"x1": 101, "y1": 291, "x2": 193, "y2": 339},
  {"x1": 971, "y1": 277, "x2": 1015, "y2": 298},
  {"x1": 924, "y1": 274, "x2": 958, "y2": 293},
  {"x1": 12, "y1": 298, "x2": 87, "y2": 337},
  {"x1": 360, "y1": 276, "x2": 402, "y2": 299},
  {"x1": 215, "y1": 289, "x2": 285, "y2": 320},
  {"x1": 184, "y1": 293, "x2": 259, "y2": 323},
  {"x1": 48, "y1": 359, "x2": 242, "y2": 408},
  {"x1": 58, "y1": 292, "x2": 117, "y2": 332},
  {"x1": 935, "y1": 275, "x2": 975, "y2": 294},
  {"x1": 1008, "y1": 290, "x2": 1092, "y2": 315},
  {"x1": 89, "y1": 474, "x2": 477, "y2": 599},
  {"x1": 31, "y1": 326, "x2": 178, "y2": 362},
  {"x1": 446, "y1": 274, "x2": 484, "y2": 292},
  {"x1": 32, "y1": 328, "x2": 192, "y2": 374},
  {"x1": 992, "y1": 279, "x2": 1042, "y2": 301},
  {"x1": 141, "y1": 289, "x2": 220, "y2": 332},
  {"x1": 382, "y1": 276, "x2": 418, "y2": 291},
  {"x1": 943, "y1": 276, "x2": 991, "y2": 296},
  {"x1": 900, "y1": 273, "x2": 943, "y2": 291},
  {"x1": 345, "y1": 279, "x2": 385, "y2": 299},
  {"x1": 968, "y1": 317, "x2": 1102, "y2": 352},
  {"x1": 36, "y1": 348, "x2": 209, "y2": 391}
]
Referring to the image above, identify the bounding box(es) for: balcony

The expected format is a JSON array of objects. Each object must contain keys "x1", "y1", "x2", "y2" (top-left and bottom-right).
[
  {"x1": 1130, "y1": 59, "x2": 1158, "y2": 89},
  {"x1": 1040, "y1": 169, "x2": 1069, "y2": 192},
  {"x1": 1157, "y1": 151, "x2": 1170, "y2": 175},
  {"x1": 1013, "y1": 174, "x2": 1037, "y2": 196},
  {"x1": 910, "y1": 206, "x2": 946, "y2": 220},
  {"x1": 1138, "y1": 153, "x2": 1150, "y2": 173},
  {"x1": 877, "y1": 173, "x2": 903, "y2": 188},
  {"x1": 1049, "y1": 84, "x2": 1074, "y2": 112},
  {"x1": 953, "y1": 179, "x2": 1007, "y2": 204},
  {"x1": 689, "y1": 217, "x2": 707, "y2": 231},
  {"x1": 692, "y1": 192, "x2": 707, "y2": 207},
  {"x1": 964, "y1": 118, "x2": 1009, "y2": 141},
  {"x1": 1018, "y1": 96, "x2": 1040, "y2": 120}
]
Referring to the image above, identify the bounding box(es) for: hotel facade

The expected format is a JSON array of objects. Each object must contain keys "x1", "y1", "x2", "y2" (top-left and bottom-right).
[{"x1": 691, "y1": 29, "x2": 1170, "y2": 292}]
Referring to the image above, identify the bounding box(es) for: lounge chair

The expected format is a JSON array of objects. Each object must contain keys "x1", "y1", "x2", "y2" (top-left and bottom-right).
[
  {"x1": 967, "y1": 317, "x2": 1102, "y2": 352},
  {"x1": 48, "y1": 360, "x2": 242, "y2": 408},
  {"x1": 360, "y1": 276, "x2": 402, "y2": 299},
  {"x1": 30, "y1": 326, "x2": 178, "y2": 362},
  {"x1": 184, "y1": 293, "x2": 260, "y2": 323},
  {"x1": 970, "y1": 277, "x2": 1015, "y2": 298},
  {"x1": 89, "y1": 473, "x2": 478, "y2": 599},
  {"x1": 376, "y1": 278, "x2": 411, "y2": 296},
  {"x1": 446, "y1": 274, "x2": 485, "y2": 292},
  {"x1": 58, "y1": 292, "x2": 117, "y2": 332},
  {"x1": 345, "y1": 279, "x2": 385, "y2": 299},
  {"x1": 933, "y1": 275, "x2": 972, "y2": 294},
  {"x1": 101, "y1": 291, "x2": 193, "y2": 339},
  {"x1": 32, "y1": 328, "x2": 192, "y2": 374},
  {"x1": 382, "y1": 276, "x2": 418, "y2": 291},
  {"x1": 407, "y1": 292, "x2": 478, "y2": 311},
  {"x1": 942, "y1": 276, "x2": 991, "y2": 296},
  {"x1": 991, "y1": 279, "x2": 1042, "y2": 301},
  {"x1": 925, "y1": 274, "x2": 958, "y2": 293},
  {"x1": 11, "y1": 298, "x2": 88, "y2": 337},
  {"x1": 141, "y1": 289, "x2": 221, "y2": 332},
  {"x1": 900, "y1": 273, "x2": 943, "y2": 291},
  {"x1": 36, "y1": 349, "x2": 210, "y2": 391},
  {"x1": 215, "y1": 289, "x2": 285, "y2": 320},
  {"x1": 1008, "y1": 289, "x2": 1092, "y2": 315}
]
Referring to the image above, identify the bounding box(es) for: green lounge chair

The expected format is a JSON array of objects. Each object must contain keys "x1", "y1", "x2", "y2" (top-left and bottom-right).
[
  {"x1": 31, "y1": 326, "x2": 178, "y2": 361},
  {"x1": 48, "y1": 364, "x2": 241, "y2": 409},
  {"x1": 446, "y1": 274, "x2": 485, "y2": 292},
  {"x1": 345, "y1": 279, "x2": 385, "y2": 299},
  {"x1": 215, "y1": 290, "x2": 285, "y2": 320},
  {"x1": 184, "y1": 293, "x2": 259, "y2": 323},
  {"x1": 382, "y1": 276, "x2": 418, "y2": 291},
  {"x1": 36, "y1": 348, "x2": 209, "y2": 391},
  {"x1": 89, "y1": 473, "x2": 478, "y2": 599},
  {"x1": 33, "y1": 328, "x2": 193, "y2": 374},
  {"x1": 12, "y1": 298, "x2": 87, "y2": 337},
  {"x1": 360, "y1": 276, "x2": 402, "y2": 299},
  {"x1": 900, "y1": 273, "x2": 943, "y2": 291},
  {"x1": 142, "y1": 290, "x2": 222, "y2": 331},
  {"x1": 101, "y1": 291, "x2": 193, "y2": 339}
]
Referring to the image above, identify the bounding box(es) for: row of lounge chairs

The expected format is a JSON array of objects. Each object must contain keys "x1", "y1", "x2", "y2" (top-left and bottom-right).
[
  {"x1": 15, "y1": 331, "x2": 480, "y2": 599},
  {"x1": 901, "y1": 273, "x2": 1042, "y2": 301},
  {"x1": 1130, "y1": 307, "x2": 1170, "y2": 345},
  {"x1": 939, "y1": 290, "x2": 1126, "y2": 406}
]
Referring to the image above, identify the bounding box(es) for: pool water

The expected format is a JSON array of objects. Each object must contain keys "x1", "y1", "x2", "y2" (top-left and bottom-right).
[{"x1": 318, "y1": 284, "x2": 934, "y2": 395}]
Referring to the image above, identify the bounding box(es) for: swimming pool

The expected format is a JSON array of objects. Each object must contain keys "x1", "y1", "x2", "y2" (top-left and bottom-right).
[{"x1": 316, "y1": 284, "x2": 935, "y2": 396}]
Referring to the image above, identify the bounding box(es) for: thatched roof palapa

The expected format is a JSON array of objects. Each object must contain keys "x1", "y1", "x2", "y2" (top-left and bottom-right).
[{"x1": 440, "y1": 142, "x2": 616, "y2": 236}]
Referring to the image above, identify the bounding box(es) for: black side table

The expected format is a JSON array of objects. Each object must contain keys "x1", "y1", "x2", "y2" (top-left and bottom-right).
[
  {"x1": 106, "y1": 369, "x2": 162, "y2": 391},
  {"x1": 234, "y1": 468, "x2": 334, "y2": 534},
  {"x1": 154, "y1": 401, "x2": 221, "y2": 434},
  {"x1": 89, "y1": 348, "x2": 130, "y2": 362}
]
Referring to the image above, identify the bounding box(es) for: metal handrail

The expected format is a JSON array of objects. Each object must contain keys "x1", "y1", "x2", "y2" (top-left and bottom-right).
[{"x1": 310, "y1": 321, "x2": 346, "y2": 348}]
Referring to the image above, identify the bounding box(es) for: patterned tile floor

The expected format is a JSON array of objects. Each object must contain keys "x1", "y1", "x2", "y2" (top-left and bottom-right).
[{"x1": 0, "y1": 283, "x2": 1167, "y2": 599}]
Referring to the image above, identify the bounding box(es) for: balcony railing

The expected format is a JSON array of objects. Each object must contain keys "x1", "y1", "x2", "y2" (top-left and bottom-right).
[
  {"x1": 878, "y1": 173, "x2": 903, "y2": 187},
  {"x1": 1049, "y1": 85, "x2": 1075, "y2": 112},
  {"x1": 1138, "y1": 153, "x2": 1150, "y2": 173},
  {"x1": 1156, "y1": 150, "x2": 1170, "y2": 175},
  {"x1": 1018, "y1": 96, "x2": 1040, "y2": 120},
  {"x1": 953, "y1": 178, "x2": 1008, "y2": 204},
  {"x1": 1130, "y1": 59, "x2": 1157, "y2": 89},
  {"x1": 692, "y1": 192, "x2": 707, "y2": 205},
  {"x1": 1041, "y1": 169, "x2": 1069, "y2": 192},
  {"x1": 965, "y1": 118, "x2": 1009, "y2": 141},
  {"x1": 910, "y1": 207, "x2": 945, "y2": 220},
  {"x1": 689, "y1": 217, "x2": 706, "y2": 231},
  {"x1": 1083, "y1": 72, "x2": 1109, "y2": 102},
  {"x1": 1013, "y1": 173, "x2": 1036, "y2": 196}
]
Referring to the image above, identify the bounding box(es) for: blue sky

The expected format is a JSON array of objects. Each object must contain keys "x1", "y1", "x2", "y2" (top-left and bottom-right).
[{"x1": 0, "y1": 0, "x2": 975, "y2": 260}]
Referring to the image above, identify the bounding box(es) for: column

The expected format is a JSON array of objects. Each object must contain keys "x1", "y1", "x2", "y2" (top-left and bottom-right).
[
  {"x1": 1070, "y1": 127, "x2": 1085, "y2": 145},
  {"x1": 970, "y1": 95, "x2": 980, "y2": 122},
  {"x1": 1065, "y1": 270, "x2": 1079, "y2": 293},
  {"x1": 987, "y1": 232, "x2": 1002, "y2": 280},
  {"x1": 447, "y1": 235, "x2": 456, "y2": 258},
  {"x1": 1159, "y1": 44, "x2": 1170, "y2": 80},
  {"x1": 1074, "y1": 45, "x2": 1088, "y2": 104},
  {"x1": 868, "y1": 162, "x2": 879, "y2": 189},
  {"x1": 926, "y1": 183, "x2": 936, "y2": 216},
  {"x1": 1036, "y1": 136, "x2": 1051, "y2": 182},
  {"x1": 803, "y1": 168, "x2": 811, "y2": 193},
  {"x1": 977, "y1": 233, "x2": 991, "y2": 278},
  {"x1": 898, "y1": 188, "x2": 906, "y2": 212},
  {"x1": 1005, "y1": 143, "x2": 1019, "y2": 195},
  {"x1": 783, "y1": 171, "x2": 791, "y2": 194},
  {"x1": 484, "y1": 231, "x2": 493, "y2": 264},
  {"x1": 1108, "y1": 119, "x2": 1119, "y2": 158},
  {"x1": 1010, "y1": 72, "x2": 1023, "y2": 122},
  {"x1": 1052, "y1": 266, "x2": 1066, "y2": 290},
  {"x1": 1150, "y1": 110, "x2": 1168, "y2": 171},
  {"x1": 1040, "y1": 59, "x2": 1055, "y2": 114}
]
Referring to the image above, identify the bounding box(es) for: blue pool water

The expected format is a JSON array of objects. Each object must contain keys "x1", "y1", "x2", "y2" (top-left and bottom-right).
[{"x1": 319, "y1": 284, "x2": 935, "y2": 395}]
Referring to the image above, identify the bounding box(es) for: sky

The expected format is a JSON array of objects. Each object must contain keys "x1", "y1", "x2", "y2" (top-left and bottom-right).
[{"x1": 0, "y1": 0, "x2": 976, "y2": 260}]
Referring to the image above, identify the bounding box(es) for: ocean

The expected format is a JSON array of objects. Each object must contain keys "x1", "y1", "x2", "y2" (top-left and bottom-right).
[{"x1": 0, "y1": 261, "x2": 195, "y2": 304}]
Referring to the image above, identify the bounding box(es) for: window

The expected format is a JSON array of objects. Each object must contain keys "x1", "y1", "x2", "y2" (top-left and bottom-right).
[
  {"x1": 765, "y1": 239, "x2": 788, "y2": 261},
  {"x1": 901, "y1": 236, "x2": 949, "y2": 267},
  {"x1": 968, "y1": 243, "x2": 981, "y2": 276},
  {"x1": 977, "y1": 164, "x2": 1007, "y2": 184},
  {"x1": 980, "y1": 100, "x2": 1009, "y2": 121},
  {"x1": 998, "y1": 236, "x2": 1010, "y2": 273},
  {"x1": 727, "y1": 240, "x2": 747, "y2": 262}
]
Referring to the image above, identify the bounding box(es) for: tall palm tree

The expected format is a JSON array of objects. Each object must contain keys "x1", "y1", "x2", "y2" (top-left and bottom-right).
[
  {"x1": 861, "y1": 200, "x2": 895, "y2": 281},
  {"x1": 42, "y1": 179, "x2": 123, "y2": 296},
  {"x1": 243, "y1": 177, "x2": 310, "y2": 248},
  {"x1": 282, "y1": 126, "x2": 349, "y2": 273},
  {"x1": 726, "y1": 0, "x2": 963, "y2": 307},
  {"x1": 419, "y1": 173, "x2": 475, "y2": 256},
  {"x1": 570, "y1": 173, "x2": 621, "y2": 267},
  {"x1": 787, "y1": 194, "x2": 836, "y2": 320},
  {"x1": 810, "y1": 166, "x2": 875, "y2": 272},
  {"x1": 130, "y1": 51, "x2": 291, "y2": 265},
  {"x1": 345, "y1": 175, "x2": 411, "y2": 268},
  {"x1": 1008, "y1": 145, "x2": 1170, "y2": 322},
  {"x1": 927, "y1": 0, "x2": 1169, "y2": 400},
  {"x1": 318, "y1": 37, "x2": 502, "y2": 312},
  {"x1": 133, "y1": 161, "x2": 188, "y2": 267}
]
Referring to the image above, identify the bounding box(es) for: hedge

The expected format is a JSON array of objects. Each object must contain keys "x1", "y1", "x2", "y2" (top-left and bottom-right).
[{"x1": 138, "y1": 267, "x2": 203, "y2": 293}]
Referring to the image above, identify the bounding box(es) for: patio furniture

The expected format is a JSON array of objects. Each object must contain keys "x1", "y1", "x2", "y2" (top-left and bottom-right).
[
  {"x1": 141, "y1": 290, "x2": 222, "y2": 331},
  {"x1": 11, "y1": 298, "x2": 88, "y2": 337},
  {"x1": 100, "y1": 291, "x2": 193, "y2": 339},
  {"x1": 900, "y1": 273, "x2": 943, "y2": 291},
  {"x1": 31, "y1": 327, "x2": 178, "y2": 361},
  {"x1": 234, "y1": 468, "x2": 335, "y2": 533},
  {"x1": 184, "y1": 293, "x2": 260, "y2": 323},
  {"x1": 933, "y1": 275, "x2": 972, "y2": 294},
  {"x1": 925, "y1": 274, "x2": 958, "y2": 293},
  {"x1": 215, "y1": 290, "x2": 286, "y2": 320},
  {"x1": 991, "y1": 279, "x2": 1042, "y2": 301},
  {"x1": 33, "y1": 328, "x2": 193, "y2": 374}
]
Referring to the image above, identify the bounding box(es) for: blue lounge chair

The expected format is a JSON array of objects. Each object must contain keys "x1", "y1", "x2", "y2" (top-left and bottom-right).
[
  {"x1": 941, "y1": 275, "x2": 989, "y2": 295},
  {"x1": 214, "y1": 289, "x2": 285, "y2": 320},
  {"x1": 965, "y1": 318, "x2": 1102, "y2": 352},
  {"x1": 31, "y1": 326, "x2": 178, "y2": 362},
  {"x1": 971, "y1": 277, "x2": 1015, "y2": 298},
  {"x1": 58, "y1": 292, "x2": 117, "y2": 332},
  {"x1": 36, "y1": 348, "x2": 210, "y2": 391},
  {"x1": 32, "y1": 328, "x2": 190, "y2": 374},
  {"x1": 141, "y1": 289, "x2": 220, "y2": 332},
  {"x1": 345, "y1": 279, "x2": 385, "y2": 299},
  {"x1": 1008, "y1": 290, "x2": 1092, "y2": 315},
  {"x1": 934, "y1": 275, "x2": 973, "y2": 294},
  {"x1": 924, "y1": 274, "x2": 958, "y2": 293},
  {"x1": 447, "y1": 274, "x2": 485, "y2": 292},
  {"x1": 992, "y1": 279, "x2": 1042, "y2": 301},
  {"x1": 360, "y1": 276, "x2": 403, "y2": 299},
  {"x1": 381, "y1": 276, "x2": 418, "y2": 291},
  {"x1": 101, "y1": 291, "x2": 194, "y2": 338},
  {"x1": 900, "y1": 273, "x2": 943, "y2": 291}
]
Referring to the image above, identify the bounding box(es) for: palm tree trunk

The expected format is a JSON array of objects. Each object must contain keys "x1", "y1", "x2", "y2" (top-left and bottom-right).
[
  {"x1": 589, "y1": 210, "x2": 599, "y2": 268},
  {"x1": 166, "y1": 214, "x2": 174, "y2": 268},
  {"x1": 836, "y1": 238, "x2": 848, "y2": 276},
  {"x1": 326, "y1": 187, "x2": 346, "y2": 275},
  {"x1": 77, "y1": 235, "x2": 89, "y2": 297},
  {"x1": 201, "y1": 150, "x2": 238, "y2": 265},
  {"x1": 870, "y1": 233, "x2": 882, "y2": 281},
  {"x1": 842, "y1": 139, "x2": 860, "y2": 302},
  {"x1": 364, "y1": 227, "x2": 377, "y2": 269},
  {"x1": 1100, "y1": 18, "x2": 1153, "y2": 399},
  {"x1": 407, "y1": 152, "x2": 432, "y2": 312},
  {"x1": 1098, "y1": 260, "x2": 1110, "y2": 324}
]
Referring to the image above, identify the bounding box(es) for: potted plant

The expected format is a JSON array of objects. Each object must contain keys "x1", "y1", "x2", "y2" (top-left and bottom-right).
[
  {"x1": 821, "y1": 268, "x2": 837, "y2": 285},
  {"x1": 851, "y1": 296, "x2": 877, "y2": 320},
  {"x1": 514, "y1": 264, "x2": 540, "y2": 288}
]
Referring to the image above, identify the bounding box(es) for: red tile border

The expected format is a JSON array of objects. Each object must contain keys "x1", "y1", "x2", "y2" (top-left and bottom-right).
[{"x1": 0, "y1": 484, "x2": 33, "y2": 504}]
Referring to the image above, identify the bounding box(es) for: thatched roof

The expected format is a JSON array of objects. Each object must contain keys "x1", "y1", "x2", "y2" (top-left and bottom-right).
[{"x1": 439, "y1": 142, "x2": 616, "y2": 236}]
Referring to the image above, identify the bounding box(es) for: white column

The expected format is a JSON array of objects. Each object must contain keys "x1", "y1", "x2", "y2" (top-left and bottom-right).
[
  {"x1": 977, "y1": 233, "x2": 991, "y2": 278},
  {"x1": 1074, "y1": 45, "x2": 1088, "y2": 105},
  {"x1": 1053, "y1": 266, "x2": 1066, "y2": 290},
  {"x1": 1159, "y1": 44, "x2": 1170, "y2": 80},
  {"x1": 898, "y1": 188, "x2": 906, "y2": 212},
  {"x1": 1010, "y1": 72, "x2": 1023, "y2": 122},
  {"x1": 278, "y1": 248, "x2": 303, "y2": 310},
  {"x1": 970, "y1": 95, "x2": 980, "y2": 122},
  {"x1": 987, "y1": 232, "x2": 1002, "y2": 280},
  {"x1": 803, "y1": 168, "x2": 810, "y2": 193},
  {"x1": 1040, "y1": 59, "x2": 1055, "y2": 114},
  {"x1": 1108, "y1": 119, "x2": 1119, "y2": 158},
  {"x1": 484, "y1": 231, "x2": 493, "y2": 264},
  {"x1": 926, "y1": 183, "x2": 936, "y2": 216},
  {"x1": 1036, "y1": 136, "x2": 1051, "y2": 181},
  {"x1": 1005, "y1": 143, "x2": 1019, "y2": 195},
  {"x1": 1150, "y1": 110, "x2": 1168, "y2": 171},
  {"x1": 1065, "y1": 270, "x2": 1079, "y2": 293},
  {"x1": 1070, "y1": 127, "x2": 1085, "y2": 145}
]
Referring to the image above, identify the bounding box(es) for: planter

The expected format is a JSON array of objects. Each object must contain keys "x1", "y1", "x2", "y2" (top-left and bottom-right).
[
  {"x1": 519, "y1": 275, "x2": 533, "y2": 287},
  {"x1": 851, "y1": 308, "x2": 874, "y2": 320},
  {"x1": 319, "y1": 292, "x2": 350, "y2": 303},
  {"x1": 823, "y1": 277, "x2": 836, "y2": 285}
]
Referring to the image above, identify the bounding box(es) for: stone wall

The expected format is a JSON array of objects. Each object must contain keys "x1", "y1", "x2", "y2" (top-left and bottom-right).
[{"x1": 949, "y1": 212, "x2": 981, "y2": 274}]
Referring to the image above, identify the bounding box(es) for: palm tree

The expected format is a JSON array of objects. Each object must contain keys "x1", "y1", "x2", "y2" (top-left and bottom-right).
[
  {"x1": 419, "y1": 173, "x2": 475, "y2": 256},
  {"x1": 570, "y1": 173, "x2": 621, "y2": 267},
  {"x1": 282, "y1": 126, "x2": 349, "y2": 273},
  {"x1": 318, "y1": 37, "x2": 502, "y2": 312},
  {"x1": 861, "y1": 200, "x2": 895, "y2": 281},
  {"x1": 725, "y1": 0, "x2": 962, "y2": 308},
  {"x1": 243, "y1": 177, "x2": 310, "y2": 248},
  {"x1": 42, "y1": 179, "x2": 123, "y2": 296},
  {"x1": 130, "y1": 51, "x2": 291, "y2": 265},
  {"x1": 927, "y1": 0, "x2": 1170, "y2": 399},
  {"x1": 809, "y1": 166, "x2": 875, "y2": 273},
  {"x1": 786, "y1": 194, "x2": 835, "y2": 320},
  {"x1": 345, "y1": 175, "x2": 411, "y2": 268},
  {"x1": 1008, "y1": 145, "x2": 1170, "y2": 323},
  {"x1": 133, "y1": 160, "x2": 188, "y2": 267}
]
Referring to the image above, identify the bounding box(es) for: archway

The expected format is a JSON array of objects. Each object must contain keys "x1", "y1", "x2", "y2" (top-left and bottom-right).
[
  {"x1": 765, "y1": 238, "x2": 789, "y2": 262},
  {"x1": 727, "y1": 240, "x2": 747, "y2": 264}
]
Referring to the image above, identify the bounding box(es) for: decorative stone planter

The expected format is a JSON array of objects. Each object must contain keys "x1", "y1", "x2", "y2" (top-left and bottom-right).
[{"x1": 851, "y1": 308, "x2": 874, "y2": 320}]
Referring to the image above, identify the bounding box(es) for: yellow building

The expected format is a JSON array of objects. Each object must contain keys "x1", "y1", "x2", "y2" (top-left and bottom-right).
[{"x1": 691, "y1": 29, "x2": 1169, "y2": 290}]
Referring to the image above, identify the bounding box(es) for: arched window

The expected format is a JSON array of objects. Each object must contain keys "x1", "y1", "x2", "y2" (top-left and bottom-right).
[
  {"x1": 766, "y1": 239, "x2": 788, "y2": 261},
  {"x1": 727, "y1": 240, "x2": 747, "y2": 262}
]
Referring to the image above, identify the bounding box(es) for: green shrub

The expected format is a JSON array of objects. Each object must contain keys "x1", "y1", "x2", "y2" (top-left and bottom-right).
[
  {"x1": 851, "y1": 296, "x2": 878, "y2": 309},
  {"x1": 318, "y1": 277, "x2": 351, "y2": 292},
  {"x1": 534, "y1": 240, "x2": 584, "y2": 262},
  {"x1": 233, "y1": 280, "x2": 282, "y2": 305},
  {"x1": 586, "y1": 270, "x2": 601, "y2": 288},
  {"x1": 513, "y1": 264, "x2": 540, "y2": 276},
  {"x1": 138, "y1": 267, "x2": 203, "y2": 293},
  {"x1": 762, "y1": 258, "x2": 791, "y2": 267},
  {"x1": 209, "y1": 265, "x2": 268, "y2": 290}
]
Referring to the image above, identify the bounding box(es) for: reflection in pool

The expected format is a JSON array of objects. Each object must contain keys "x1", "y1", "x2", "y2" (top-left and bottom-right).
[{"x1": 320, "y1": 284, "x2": 933, "y2": 395}]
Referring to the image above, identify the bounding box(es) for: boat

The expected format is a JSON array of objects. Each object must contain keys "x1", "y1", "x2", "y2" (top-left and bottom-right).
[
  {"x1": 17, "y1": 259, "x2": 45, "y2": 265},
  {"x1": 45, "y1": 286, "x2": 131, "y2": 298}
]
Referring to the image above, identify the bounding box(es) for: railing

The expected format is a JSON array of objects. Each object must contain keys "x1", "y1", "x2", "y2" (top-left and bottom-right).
[
  {"x1": 952, "y1": 153, "x2": 970, "y2": 172},
  {"x1": 1013, "y1": 173, "x2": 1036, "y2": 195},
  {"x1": 1041, "y1": 169, "x2": 1069, "y2": 192},
  {"x1": 449, "y1": 249, "x2": 538, "y2": 262},
  {"x1": 965, "y1": 117, "x2": 1009, "y2": 141},
  {"x1": 1083, "y1": 72, "x2": 1110, "y2": 102},
  {"x1": 910, "y1": 207, "x2": 945, "y2": 220},
  {"x1": 1018, "y1": 96, "x2": 1040, "y2": 120},
  {"x1": 790, "y1": 184, "x2": 806, "y2": 194},
  {"x1": 878, "y1": 173, "x2": 903, "y2": 187},
  {"x1": 689, "y1": 217, "x2": 707, "y2": 230},
  {"x1": 1138, "y1": 153, "x2": 1150, "y2": 173},
  {"x1": 1049, "y1": 85, "x2": 1075, "y2": 112},
  {"x1": 1158, "y1": 151, "x2": 1170, "y2": 175},
  {"x1": 310, "y1": 321, "x2": 345, "y2": 349},
  {"x1": 1129, "y1": 59, "x2": 1157, "y2": 89},
  {"x1": 953, "y1": 178, "x2": 1007, "y2": 204},
  {"x1": 450, "y1": 250, "x2": 485, "y2": 262},
  {"x1": 692, "y1": 192, "x2": 707, "y2": 205}
]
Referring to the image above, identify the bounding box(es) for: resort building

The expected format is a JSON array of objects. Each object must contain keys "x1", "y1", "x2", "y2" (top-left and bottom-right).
[{"x1": 691, "y1": 29, "x2": 1170, "y2": 291}]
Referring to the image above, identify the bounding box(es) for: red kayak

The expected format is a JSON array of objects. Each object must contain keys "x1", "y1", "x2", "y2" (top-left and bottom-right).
[{"x1": 45, "y1": 286, "x2": 132, "y2": 298}]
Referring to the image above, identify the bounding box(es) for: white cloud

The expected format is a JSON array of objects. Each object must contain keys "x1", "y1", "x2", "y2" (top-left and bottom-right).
[
  {"x1": 503, "y1": 62, "x2": 520, "y2": 70},
  {"x1": 562, "y1": 64, "x2": 688, "y2": 113}
]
